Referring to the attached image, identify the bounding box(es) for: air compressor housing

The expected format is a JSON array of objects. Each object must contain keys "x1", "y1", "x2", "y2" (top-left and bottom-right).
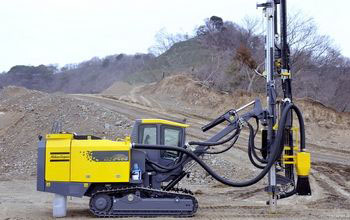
[{"x1": 37, "y1": 133, "x2": 133, "y2": 197}]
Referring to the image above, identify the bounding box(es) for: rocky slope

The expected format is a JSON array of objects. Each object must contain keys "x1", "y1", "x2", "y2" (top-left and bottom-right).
[{"x1": 0, "y1": 87, "x2": 132, "y2": 178}]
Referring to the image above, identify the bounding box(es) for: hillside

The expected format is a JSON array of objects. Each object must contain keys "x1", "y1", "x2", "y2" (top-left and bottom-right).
[
  {"x1": 0, "y1": 54, "x2": 154, "y2": 94},
  {"x1": 124, "y1": 39, "x2": 229, "y2": 83},
  {"x1": 105, "y1": 74, "x2": 350, "y2": 129},
  {"x1": 0, "y1": 22, "x2": 349, "y2": 112}
]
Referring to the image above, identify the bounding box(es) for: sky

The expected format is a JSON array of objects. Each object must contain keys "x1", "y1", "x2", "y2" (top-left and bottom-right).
[{"x1": 0, "y1": 0, "x2": 349, "y2": 72}]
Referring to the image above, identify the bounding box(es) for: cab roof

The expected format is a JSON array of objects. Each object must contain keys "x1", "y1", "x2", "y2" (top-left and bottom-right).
[{"x1": 141, "y1": 119, "x2": 189, "y2": 128}]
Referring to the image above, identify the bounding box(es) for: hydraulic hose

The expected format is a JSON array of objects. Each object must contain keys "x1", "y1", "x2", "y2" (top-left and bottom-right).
[
  {"x1": 200, "y1": 129, "x2": 240, "y2": 155},
  {"x1": 148, "y1": 162, "x2": 179, "y2": 173},
  {"x1": 146, "y1": 151, "x2": 187, "y2": 172},
  {"x1": 147, "y1": 128, "x2": 240, "y2": 170},
  {"x1": 291, "y1": 104, "x2": 306, "y2": 151},
  {"x1": 134, "y1": 103, "x2": 305, "y2": 187},
  {"x1": 188, "y1": 124, "x2": 239, "y2": 146},
  {"x1": 248, "y1": 103, "x2": 306, "y2": 168},
  {"x1": 247, "y1": 121, "x2": 268, "y2": 166},
  {"x1": 148, "y1": 129, "x2": 241, "y2": 172},
  {"x1": 135, "y1": 140, "x2": 276, "y2": 187},
  {"x1": 247, "y1": 122, "x2": 266, "y2": 169},
  {"x1": 278, "y1": 188, "x2": 296, "y2": 199},
  {"x1": 146, "y1": 159, "x2": 179, "y2": 172}
]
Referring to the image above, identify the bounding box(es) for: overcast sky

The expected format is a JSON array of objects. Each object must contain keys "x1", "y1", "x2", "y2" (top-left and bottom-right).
[{"x1": 1, "y1": 0, "x2": 349, "y2": 72}]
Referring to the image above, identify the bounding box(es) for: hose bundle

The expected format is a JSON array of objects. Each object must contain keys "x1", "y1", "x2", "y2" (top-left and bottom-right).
[{"x1": 134, "y1": 102, "x2": 305, "y2": 188}]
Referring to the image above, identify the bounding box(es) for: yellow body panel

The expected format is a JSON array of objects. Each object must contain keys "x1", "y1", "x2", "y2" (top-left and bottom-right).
[
  {"x1": 70, "y1": 139, "x2": 131, "y2": 183},
  {"x1": 45, "y1": 137, "x2": 72, "y2": 181},
  {"x1": 46, "y1": 133, "x2": 74, "y2": 140},
  {"x1": 296, "y1": 152, "x2": 311, "y2": 176},
  {"x1": 141, "y1": 119, "x2": 189, "y2": 128},
  {"x1": 44, "y1": 133, "x2": 131, "y2": 183}
]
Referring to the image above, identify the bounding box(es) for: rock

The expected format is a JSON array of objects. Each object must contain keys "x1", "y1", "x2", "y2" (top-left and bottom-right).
[
  {"x1": 194, "y1": 189, "x2": 203, "y2": 195},
  {"x1": 104, "y1": 123, "x2": 111, "y2": 130},
  {"x1": 115, "y1": 121, "x2": 122, "y2": 126}
]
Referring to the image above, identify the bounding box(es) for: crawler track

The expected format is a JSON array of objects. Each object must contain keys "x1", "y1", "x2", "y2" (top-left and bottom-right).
[{"x1": 89, "y1": 187, "x2": 198, "y2": 217}]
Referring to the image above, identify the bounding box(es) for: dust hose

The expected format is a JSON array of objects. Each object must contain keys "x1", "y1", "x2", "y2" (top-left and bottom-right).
[{"x1": 134, "y1": 103, "x2": 305, "y2": 187}]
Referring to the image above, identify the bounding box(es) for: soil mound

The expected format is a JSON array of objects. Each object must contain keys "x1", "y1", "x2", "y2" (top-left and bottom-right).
[
  {"x1": 0, "y1": 86, "x2": 132, "y2": 178},
  {"x1": 102, "y1": 81, "x2": 134, "y2": 96},
  {"x1": 140, "y1": 74, "x2": 350, "y2": 128}
]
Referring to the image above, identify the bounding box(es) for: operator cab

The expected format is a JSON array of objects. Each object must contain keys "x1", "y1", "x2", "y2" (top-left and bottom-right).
[{"x1": 131, "y1": 119, "x2": 188, "y2": 163}]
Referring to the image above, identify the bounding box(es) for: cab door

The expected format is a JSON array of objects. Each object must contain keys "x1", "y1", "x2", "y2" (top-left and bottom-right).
[
  {"x1": 160, "y1": 125, "x2": 184, "y2": 161},
  {"x1": 137, "y1": 124, "x2": 159, "y2": 162},
  {"x1": 132, "y1": 120, "x2": 186, "y2": 165}
]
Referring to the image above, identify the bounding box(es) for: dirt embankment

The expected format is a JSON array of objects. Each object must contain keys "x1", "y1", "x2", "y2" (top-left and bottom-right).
[
  {"x1": 0, "y1": 86, "x2": 132, "y2": 178},
  {"x1": 105, "y1": 74, "x2": 350, "y2": 129},
  {"x1": 103, "y1": 74, "x2": 350, "y2": 157}
]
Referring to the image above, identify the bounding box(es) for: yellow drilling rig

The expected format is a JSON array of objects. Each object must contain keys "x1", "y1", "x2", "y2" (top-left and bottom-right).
[{"x1": 37, "y1": 0, "x2": 311, "y2": 217}]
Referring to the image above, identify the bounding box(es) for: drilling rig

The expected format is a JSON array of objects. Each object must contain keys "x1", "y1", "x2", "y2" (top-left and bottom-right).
[{"x1": 37, "y1": 0, "x2": 311, "y2": 217}]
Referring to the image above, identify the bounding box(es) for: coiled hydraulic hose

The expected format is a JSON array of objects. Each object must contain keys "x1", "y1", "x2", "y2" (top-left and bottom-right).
[{"x1": 134, "y1": 102, "x2": 305, "y2": 187}]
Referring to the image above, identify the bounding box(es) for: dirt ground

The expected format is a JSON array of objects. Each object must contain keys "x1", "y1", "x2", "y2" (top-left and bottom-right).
[
  {"x1": 1, "y1": 177, "x2": 349, "y2": 220},
  {"x1": 1, "y1": 77, "x2": 350, "y2": 219}
]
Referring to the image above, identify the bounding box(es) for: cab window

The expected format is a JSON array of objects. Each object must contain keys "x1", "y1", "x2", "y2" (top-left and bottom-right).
[
  {"x1": 140, "y1": 126, "x2": 157, "y2": 145},
  {"x1": 161, "y1": 127, "x2": 182, "y2": 159},
  {"x1": 164, "y1": 128, "x2": 181, "y2": 146}
]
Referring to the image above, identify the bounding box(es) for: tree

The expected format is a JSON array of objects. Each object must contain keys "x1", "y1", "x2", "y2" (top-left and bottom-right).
[
  {"x1": 196, "y1": 16, "x2": 224, "y2": 36},
  {"x1": 196, "y1": 16, "x2": 243, "y2": 51},
  {"x1": 230, "y1": 10, "x2": 341, "y2": 92},
  {"x1": 287, "y1": 10, "x2": 339, "y2": 73},
  {"x1": 148, "y1": 28, "x2": 190, "y2": 56},
  {"x1": 234, "y1": 45, "x2": 259, "y2": 92},
  {"x1": 102, "y1": 58, "x2": 110, "y2": 68}
]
